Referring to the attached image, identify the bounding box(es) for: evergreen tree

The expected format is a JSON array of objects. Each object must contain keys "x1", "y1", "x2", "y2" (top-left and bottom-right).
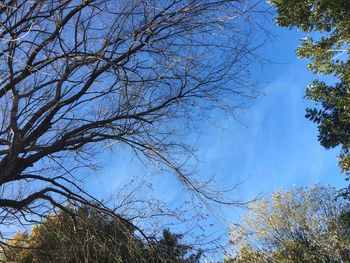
[{"x1": 269, "y1": 0, "x2": 350, "y2": 181}]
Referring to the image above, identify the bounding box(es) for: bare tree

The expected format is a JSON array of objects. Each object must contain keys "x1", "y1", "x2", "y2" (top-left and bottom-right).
[{"x1": 0, "y1": 0, "x2": 264, "y2": 248}]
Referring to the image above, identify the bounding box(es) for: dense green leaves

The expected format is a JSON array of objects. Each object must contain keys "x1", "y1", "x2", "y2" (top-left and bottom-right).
[
  {"x1": 226, "y1": 185, "x2": 350, "y2": 262},
  {"x1": 269, "y1": 0, "x2": 350, "y2": 176}
]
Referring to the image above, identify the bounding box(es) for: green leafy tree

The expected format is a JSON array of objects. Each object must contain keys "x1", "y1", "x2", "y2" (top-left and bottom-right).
[
  {"x1": 226, "y1": 185, "x2": 350, "y2": 262},
  {"x1": 146, "y1": 229, "x2": 202, "y2": 263},
  {"x1": 269, "y1": 0, "x2": 350, "y2": 176},
  {"x1": 2, "y1": 206, "x2": 201, "y2": 263}
]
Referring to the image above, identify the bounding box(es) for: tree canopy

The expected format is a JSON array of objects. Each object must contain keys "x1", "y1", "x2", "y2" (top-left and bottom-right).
[
  {"x1": 2, "y1": 206, "x2": 201, "y2": 263},
  {"x1": 269, "y1": 0, "x2": 350, "y2": 178},
  {"x1": 226, "y1": 185, "x2": 350, "y2": 262}
]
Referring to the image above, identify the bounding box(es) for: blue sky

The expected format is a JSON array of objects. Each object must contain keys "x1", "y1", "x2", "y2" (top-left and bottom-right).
[
  {"x1": 88, "y1": 16, "x2": 347, "y2": 203},
  {"x1": 83, "y1": 7, "x2": 348, "y2": 255}
]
